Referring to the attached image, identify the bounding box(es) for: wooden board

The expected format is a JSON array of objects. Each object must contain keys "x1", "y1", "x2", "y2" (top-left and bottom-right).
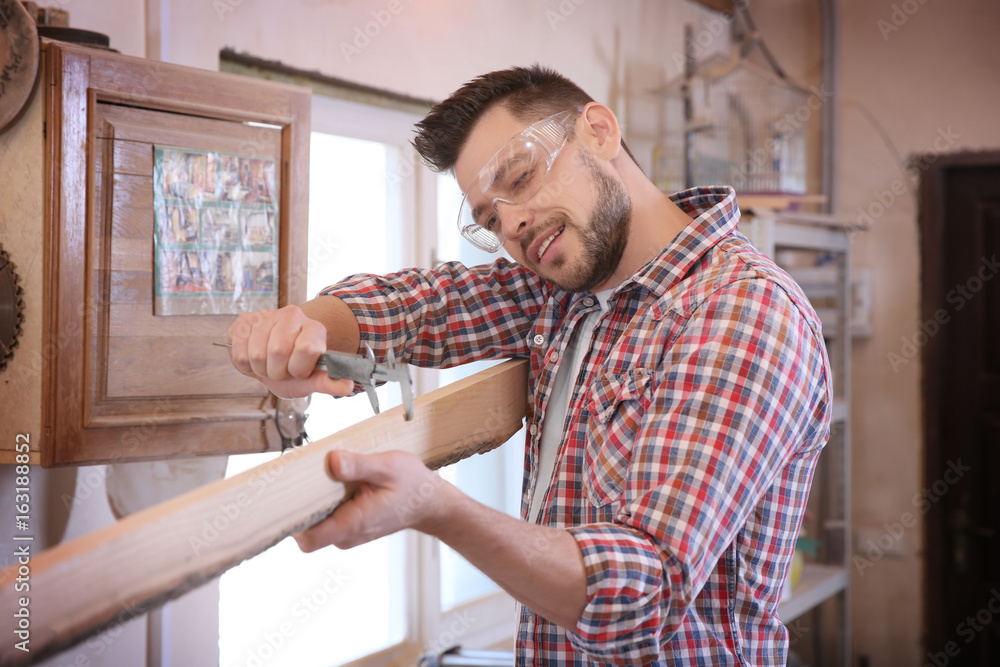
[
  {"x1": 738, "y1": 193, "x2": 828, "y2": 212},
  {"x1": 0, "y1": 359, "x2": 527, "y2": 665}
]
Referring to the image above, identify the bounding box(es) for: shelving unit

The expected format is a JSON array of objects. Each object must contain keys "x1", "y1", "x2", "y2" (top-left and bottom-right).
[
  {"x1": 742, "y1": 203, "x2": 854, "y2": 666},
  {"x1": 778, "y1": 564, "x2": 848, "y2": 623}
]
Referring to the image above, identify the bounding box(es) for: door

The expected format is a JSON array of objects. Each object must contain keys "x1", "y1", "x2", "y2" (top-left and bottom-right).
[{"x1": 920, "y1": 154, "x2": 1000, "y2": 665}]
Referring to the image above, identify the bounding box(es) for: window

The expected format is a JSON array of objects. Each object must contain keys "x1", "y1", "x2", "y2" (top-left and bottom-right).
[
  {"x1": 218, "y1": 90, "x2": 524, "y2": 666},
  {"x1": 434, "y1": 177, "x2": 525, "y2": 616}
]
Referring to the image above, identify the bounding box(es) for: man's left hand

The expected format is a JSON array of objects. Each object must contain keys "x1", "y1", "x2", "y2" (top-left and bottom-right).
[{"x1": 293, "y1": 450, "x2": 455, "y2": 552}]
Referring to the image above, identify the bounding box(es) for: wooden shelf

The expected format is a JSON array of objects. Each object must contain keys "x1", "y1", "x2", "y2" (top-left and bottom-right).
[
  {"x1": 779, "y1": 563, "x2": 848, "y2": 622},
  {"x1": 738, "y1": 193, "x2": 828, "y2": 212}
]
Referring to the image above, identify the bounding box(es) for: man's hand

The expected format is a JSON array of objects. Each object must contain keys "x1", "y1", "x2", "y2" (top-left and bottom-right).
[
  {"x1": 292, "y1": 448, "x2": 588, "y2": 630},
  {"x1": 226, "y1": 305, "x2": 355, "y2": 399},
  {"x1": 293, "y1": 450, "x2": 454, "y2": 552}
]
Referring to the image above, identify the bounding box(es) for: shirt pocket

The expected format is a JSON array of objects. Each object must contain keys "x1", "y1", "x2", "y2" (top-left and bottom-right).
[{"x1": 583, "y1": 366, "x2": 655, "y2": 507}]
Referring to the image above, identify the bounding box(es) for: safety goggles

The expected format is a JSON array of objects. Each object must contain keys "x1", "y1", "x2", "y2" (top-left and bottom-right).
[{"x1": 457, "y1": 109, "x2": 581, "y2": 252}]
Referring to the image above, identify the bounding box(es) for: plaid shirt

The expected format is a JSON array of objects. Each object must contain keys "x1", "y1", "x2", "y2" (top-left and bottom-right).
[{"x1": 322, "y1": 186, "x2": 832, "y2": 665}]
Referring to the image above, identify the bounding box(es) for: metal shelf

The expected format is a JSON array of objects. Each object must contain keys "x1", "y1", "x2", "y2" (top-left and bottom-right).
[
  {"x1": 743, "y1": 208, "x2": 852, "y2": 665},
  {"x1": 779, "y1": 563, "x2": 848, "y2": 622}
]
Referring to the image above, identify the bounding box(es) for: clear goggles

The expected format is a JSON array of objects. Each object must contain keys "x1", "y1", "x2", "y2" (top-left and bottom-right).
[{"x1": 457, "y1": 109, "x2": 581, "y2": 252}]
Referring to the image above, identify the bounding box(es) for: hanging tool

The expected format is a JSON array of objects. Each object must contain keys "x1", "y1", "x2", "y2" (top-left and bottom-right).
[
  {"x1": 0, "y1": 0, "x2": 40, "y2": 135},
  {"x1": 0, "y1": 243, "x2": 24, "y2": 372}
]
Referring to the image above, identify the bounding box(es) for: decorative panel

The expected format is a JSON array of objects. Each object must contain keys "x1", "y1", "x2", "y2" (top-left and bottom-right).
[{"x1": 0, "y1": 39, "x2": 311, "y2": 465}]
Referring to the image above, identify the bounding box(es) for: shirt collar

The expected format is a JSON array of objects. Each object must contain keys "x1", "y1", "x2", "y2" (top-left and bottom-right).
[{"x1": 617, "y1": 185, "x2": 741, "y2": 298}]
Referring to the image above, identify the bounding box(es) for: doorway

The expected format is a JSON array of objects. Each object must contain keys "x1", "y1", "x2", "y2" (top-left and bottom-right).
[{"x1": 919, "y1": 152, "x2": 1000, "y2": 666}]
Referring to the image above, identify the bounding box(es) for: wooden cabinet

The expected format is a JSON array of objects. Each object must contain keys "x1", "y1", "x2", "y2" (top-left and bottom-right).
[{"x1": 0, "y1": 40, "x2": 311, "y2": 466}]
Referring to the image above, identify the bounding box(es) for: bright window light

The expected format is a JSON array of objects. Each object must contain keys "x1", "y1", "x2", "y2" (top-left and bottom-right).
[
  {"x1": 435, "y1": 175, "x2": 524, "y2": 611},
  {"x1": 219, "y1": 132, "x2": 407, "y2": 667}
]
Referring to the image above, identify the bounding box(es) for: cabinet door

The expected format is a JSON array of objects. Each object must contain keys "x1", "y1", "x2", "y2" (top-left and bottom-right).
[{"x1": 43, "y1": 41, "x2": 310, "y2": 465}]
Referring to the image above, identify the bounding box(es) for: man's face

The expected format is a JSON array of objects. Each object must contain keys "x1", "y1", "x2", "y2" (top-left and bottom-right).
[{"x1": 454, "y1": 106, "x2": 632, "y2": 292}]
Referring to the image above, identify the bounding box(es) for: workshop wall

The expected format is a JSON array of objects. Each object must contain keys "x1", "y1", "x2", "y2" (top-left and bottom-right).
[
  {"x1": 750, "y1": 1, "x2": 1000, "y2": 662},
  {"x1": 834, "y1": 0, "x2": 1000, "y2": 663},
  {"x1": 21, "y1": 2, "x2": 722, "y2": 666},
  {"x1": 29, "y1": 1, "x2": 1000, "y2": 664},
  {"x1": 69, "y1": 0, "x2": 723, "y2": 176}
]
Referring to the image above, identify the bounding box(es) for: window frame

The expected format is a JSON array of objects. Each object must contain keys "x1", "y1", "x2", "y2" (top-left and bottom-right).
[
  {"x1": 208, "y1": 82, "x2": 520, "y2": 664},
  {"x1": 310, "y1": 90, "x2": 520, "y2": 666}
]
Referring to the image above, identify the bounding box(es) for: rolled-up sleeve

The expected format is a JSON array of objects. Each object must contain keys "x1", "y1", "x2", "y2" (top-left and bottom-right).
[
  {"x1": 319, "y1": 258, "x2": 550, "y2": 367},
  {"x1": 563, "y1": 276, "x2": 831, "y2": 664},
  {"x1": 565, "y1": 525, "x2": 668, "y2": 662}
]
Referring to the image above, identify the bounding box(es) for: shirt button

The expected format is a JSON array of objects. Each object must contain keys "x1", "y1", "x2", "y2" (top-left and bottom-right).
[
  {"x1": 549, "y1": 351, "x2": 559, "y2": 363},
  {"x1": 533, "y1": 334, "x2": 544, "y2": 346},
  {"x1": 583, "y1": 297, "x2": 595, "y2": 308},
  {"x1": 529, "y1": 424, "x2": 538, "y2": 436}
]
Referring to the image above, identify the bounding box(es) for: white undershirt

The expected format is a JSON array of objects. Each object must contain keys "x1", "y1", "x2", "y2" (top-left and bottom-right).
[{"x1": 527, "y1": 289, "x2": 612, "y2": 524}]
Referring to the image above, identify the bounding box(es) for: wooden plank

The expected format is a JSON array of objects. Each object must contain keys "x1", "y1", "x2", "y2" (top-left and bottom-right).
[
  {"x1": 104, "y1": 335, "x2": 263, "y2": 397},
  {"x1": 44, "y1": 40, "x2": 91, "y2": 466},
  {"x1": 109, "y1": 205, "x2": 153, "y2": 241},
  {"x1": 107, "y1": 270, "x2": 151, "y2": 304},
  {"x1": 738, "y1": 193, "x2": 828, "y2": 212},
  {"x1": 0, "y1": 360, "x2": 528, "y2": 665},
  {"x1": 107, "y1": 303, "x2": 233, "y2": 337},
  {"x1": 112, "y1": 138, "x2": 153, "y2": 176},
  {"x1": 110, "y1": 172, "x2": 153, "y2": 212}
]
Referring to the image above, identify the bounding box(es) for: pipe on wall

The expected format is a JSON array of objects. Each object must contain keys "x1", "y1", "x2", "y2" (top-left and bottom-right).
[{"x1": 818, "y1": 0, "x2": 840, "y2": 214}]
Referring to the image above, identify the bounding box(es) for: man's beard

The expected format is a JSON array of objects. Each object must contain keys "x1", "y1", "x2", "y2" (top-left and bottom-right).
[{"x1": 525, "y1": 149, "x2": 632, "y2": 292}]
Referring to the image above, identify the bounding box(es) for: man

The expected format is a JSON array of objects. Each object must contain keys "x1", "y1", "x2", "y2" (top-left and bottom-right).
[{"x1": 227, "y1": 65, "x2": 832, "y2": 665}]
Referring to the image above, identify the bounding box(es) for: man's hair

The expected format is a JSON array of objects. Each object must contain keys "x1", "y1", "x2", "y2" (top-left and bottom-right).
[{"x1": 412, "y1": 64, "x2": 636, "y2": 173}]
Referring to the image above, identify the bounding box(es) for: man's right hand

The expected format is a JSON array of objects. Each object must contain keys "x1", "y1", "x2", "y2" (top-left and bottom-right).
[{"x1": 226, "y1": 305, "x2": 356, "y2": 399}]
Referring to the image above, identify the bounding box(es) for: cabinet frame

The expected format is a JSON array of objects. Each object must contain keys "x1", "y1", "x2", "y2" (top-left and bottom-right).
[{"x1": 39, "y1": 40, "x2": 310, "y2": 466}]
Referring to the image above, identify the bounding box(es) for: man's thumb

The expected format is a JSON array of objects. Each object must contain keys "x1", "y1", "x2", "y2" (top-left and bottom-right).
[{"x1": 329, "y1": 450, "x2": 381, "y2": 484}]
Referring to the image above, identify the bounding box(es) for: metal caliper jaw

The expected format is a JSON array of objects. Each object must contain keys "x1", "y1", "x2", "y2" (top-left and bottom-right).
[{"x1": 316, "y1": 344, "x2": 414, "y2": 421}]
